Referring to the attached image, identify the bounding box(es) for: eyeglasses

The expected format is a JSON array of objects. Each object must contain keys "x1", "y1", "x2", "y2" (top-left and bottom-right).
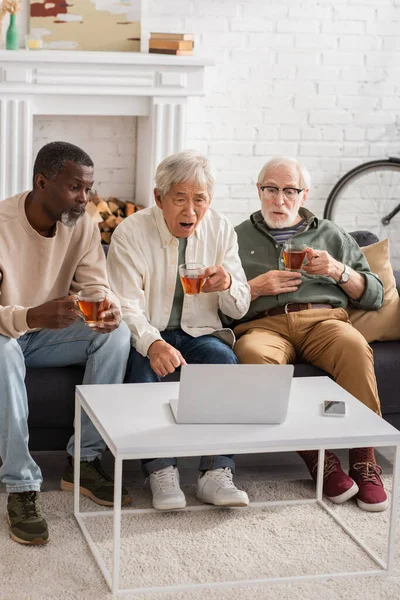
[{"x1": 260, "y1": 186, "x2": 303, "y2": 200}]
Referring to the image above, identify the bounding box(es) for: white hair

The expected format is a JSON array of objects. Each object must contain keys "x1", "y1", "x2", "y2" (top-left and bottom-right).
[
  {"x1": 257, "y1": 157, "x2": 311, "y2": 189},
  {"x1": 155, "y1": 150, "x2": 216, "y2": 198}
]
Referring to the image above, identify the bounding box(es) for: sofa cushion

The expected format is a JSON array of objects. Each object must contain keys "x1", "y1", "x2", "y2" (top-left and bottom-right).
[
  {"x1": 347, "y1": 239, "x2": 400, "y2": 342},
  {"x1": 26, "y1": 366, "x2": 84, "y2": 429},
  {"x1": 293, "y1": 363, "x2": 327, "y2": 377},
  {"x1": 29, "y1": 428, "x2": 74, "y2": 452},
  {"x1": 370, "y1": 341, "x2": 400, "y2": 415}
]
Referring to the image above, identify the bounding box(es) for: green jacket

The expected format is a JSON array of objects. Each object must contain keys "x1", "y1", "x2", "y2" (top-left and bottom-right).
[{"x1": 235, "y1": 208, "x2": 384, "y2": 323}]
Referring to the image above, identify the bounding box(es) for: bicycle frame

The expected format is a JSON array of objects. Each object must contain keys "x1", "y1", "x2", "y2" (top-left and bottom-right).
[{"x1": 324, "y1": 157, "x2": 400, "y2": 226}]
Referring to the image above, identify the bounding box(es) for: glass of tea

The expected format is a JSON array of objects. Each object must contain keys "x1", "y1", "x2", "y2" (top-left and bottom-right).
[
  {"x1": 76, "y1": 289, "x2": 108, "y2": 327},
  {"x1": 283, "y1": 242, "x2": 308, "y2": 271},
  {"x1": 179, "y1": 263, "x2": 206, "y2": 295}
]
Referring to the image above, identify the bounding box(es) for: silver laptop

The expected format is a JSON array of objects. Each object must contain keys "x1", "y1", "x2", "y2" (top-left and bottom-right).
[{"x1": 169, "y1": 364, "x2": 294, "y2": 424}]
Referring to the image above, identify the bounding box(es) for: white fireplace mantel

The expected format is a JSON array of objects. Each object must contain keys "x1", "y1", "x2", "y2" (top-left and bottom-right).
[{"x1": 0, "y1": 50, "x2": 214, "y2": 204}]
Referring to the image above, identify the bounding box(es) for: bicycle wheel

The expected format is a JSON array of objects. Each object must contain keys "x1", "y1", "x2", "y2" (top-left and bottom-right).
[{"x1": 323, "y1": 158, "x2": 400, "y2": 269}]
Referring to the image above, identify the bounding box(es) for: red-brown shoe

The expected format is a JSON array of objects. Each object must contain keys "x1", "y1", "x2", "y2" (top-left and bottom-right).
[
  {"x1": 349, "y1": 448, "x2": 388, "y2": 512},
  {"x1": 298, "y1": 450, "x2": 358, "y2": 504}
]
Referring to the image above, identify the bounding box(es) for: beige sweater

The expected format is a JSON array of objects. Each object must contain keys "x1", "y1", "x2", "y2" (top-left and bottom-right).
[{"x1": 0, "y1": 192, "x2": 111, "y2": 339}]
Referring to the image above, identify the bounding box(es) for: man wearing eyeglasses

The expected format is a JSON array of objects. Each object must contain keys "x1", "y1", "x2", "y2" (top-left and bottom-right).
[{"x1": 234, "y1": 157, "x2": 387, "y2": 514}]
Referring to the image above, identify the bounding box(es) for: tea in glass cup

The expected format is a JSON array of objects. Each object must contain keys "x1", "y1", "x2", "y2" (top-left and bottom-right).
[
  {"x1": 283, "y1": 242, "x2": 307, "y2": 271},
  {"x1": 76, "y1": 289, "x2": 107, "y2": 326},
  {"x1": 179, "y1": 263, "x2": 206, "y2": 295}
]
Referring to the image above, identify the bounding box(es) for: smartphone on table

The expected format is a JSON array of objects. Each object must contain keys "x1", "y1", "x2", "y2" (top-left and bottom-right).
[{"x1": 322, "y1": 400, "x2": 346, "y2": 417}]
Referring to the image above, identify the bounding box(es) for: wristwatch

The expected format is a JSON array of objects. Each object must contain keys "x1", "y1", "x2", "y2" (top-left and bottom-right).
[{"x1": 338, "y1": 264, "x2": 350, "y2": 284}]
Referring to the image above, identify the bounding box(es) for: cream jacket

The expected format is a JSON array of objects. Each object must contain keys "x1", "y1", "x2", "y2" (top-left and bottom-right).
[{"x1": 107, "y1": 205, "x2": 250, "y2": 356}]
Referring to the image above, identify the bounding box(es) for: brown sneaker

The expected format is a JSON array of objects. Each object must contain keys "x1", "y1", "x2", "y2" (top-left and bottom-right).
[
  {"x1": 61, "y1": 457, "x2": 131, "y2": 507},
  {"x1": 7, "y1": 491, "x2": 49, "y2": 545},
  {"x1": 349, "y1": 447, "x2": 388, "y2": 512},
  {"x1": 299, "y1": 450, "x2": 358, "y2": 504}
]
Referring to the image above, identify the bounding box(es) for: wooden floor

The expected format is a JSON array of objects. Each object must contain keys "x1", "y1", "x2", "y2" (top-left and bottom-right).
[{"x1": 1, "y1": 448, "x2": 394, "y2": 492}]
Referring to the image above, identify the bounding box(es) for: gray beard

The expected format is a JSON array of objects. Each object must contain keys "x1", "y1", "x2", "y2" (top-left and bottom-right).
[
  {"x1": 60, "y1": 210, "x2": 84, "y2": 228},
  {"x1": 261, "y1": 207, "x2": 297, "y2": 229}
]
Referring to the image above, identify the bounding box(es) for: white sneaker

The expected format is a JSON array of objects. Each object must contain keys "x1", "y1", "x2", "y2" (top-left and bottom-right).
[
  {"x1": 196, "y1": 468, "x2": 249, "y2": 507},
  {"x1": 149, "y1": 466, "x2": 186, "y2": 510}
]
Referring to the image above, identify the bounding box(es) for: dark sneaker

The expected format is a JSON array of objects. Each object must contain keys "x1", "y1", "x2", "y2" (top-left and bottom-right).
[
  {"x1": 299, "y1": 450, "x2": 358, "y2": 504},
  {"x1": 350, "y1": 461, "x2": 388, "y2": 512},
  {"x1": 60, "y1": 457, "x2": 131, "y2": 507},
  {"x1": 7, "y1": 491, "x2": 49, "y2": 545}
]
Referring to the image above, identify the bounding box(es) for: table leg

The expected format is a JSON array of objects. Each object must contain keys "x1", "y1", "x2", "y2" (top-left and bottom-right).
[
  {"x1": 112, "y1": 457, "x2": 123, "y2": 595},
  {"x1": 73, "y1": 394, "x2": 82, "y2": 517},
  {"x1": 316, "y1": 448, "x2": 324, "y2": 501},
  {"x1": 386, "y1": 444, "x2": 400, "y2": 572}
]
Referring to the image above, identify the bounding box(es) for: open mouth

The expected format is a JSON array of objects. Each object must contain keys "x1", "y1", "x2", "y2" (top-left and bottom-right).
[{"x1": 179, "y1": 222, "x2": 195, "y2": 229}]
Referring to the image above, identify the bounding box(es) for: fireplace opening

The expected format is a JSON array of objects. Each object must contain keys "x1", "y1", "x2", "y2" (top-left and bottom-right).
[{"x1": 33, "y1": 115, "x2": 137, "y2": 202}]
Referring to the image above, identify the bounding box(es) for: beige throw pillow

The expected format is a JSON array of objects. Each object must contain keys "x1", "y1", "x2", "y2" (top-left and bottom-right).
[{"x1": 347, "y1": 239, "x2": 400, "y2": 342}]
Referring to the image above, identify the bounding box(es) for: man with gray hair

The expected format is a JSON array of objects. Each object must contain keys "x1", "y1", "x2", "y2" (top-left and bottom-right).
[
  {"x1": 234, "y1": 156, "x2": 388, "y2": 512},
  {"x1": 107, "y1": 149, "x2": 250, "y2": 511}
]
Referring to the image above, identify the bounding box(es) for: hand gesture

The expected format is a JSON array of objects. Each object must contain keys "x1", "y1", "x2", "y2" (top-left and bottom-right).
[
  {"x1": 26, "y1": 296, "x2": 79, "y2": 330},
  {"x1": 90, "y1": 298, "x2": 122, "y2": 334},
  {"x1": 147, "y1": 340, "x2": 187, "y2": 377},
  {"x1": 303, "y1": 248, "x2": 342, "y2": 281},
  {"x1": 251, "y1": 270, "x2": 302, "y2": 299},
  {"x1": 201, "y1": 265, "x2": 231, "y2": 293}
]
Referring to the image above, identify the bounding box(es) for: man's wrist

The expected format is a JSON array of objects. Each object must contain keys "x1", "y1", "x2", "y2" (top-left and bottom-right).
[
  {"x1": 26, "y1": 307, "x2": 38, "y2": 329},
  {"x1": 147, "y1": 339, "x2": 164, "y2": 356},
  {"x1": 249, "y1": 279, "x2": 260, "y2": 301},
  {"x1": 334, "y1": 263, "x2": 344, "y2": 283}
]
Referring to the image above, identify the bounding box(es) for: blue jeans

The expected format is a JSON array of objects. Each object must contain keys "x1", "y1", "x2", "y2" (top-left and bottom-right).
[
  {"x1": 125, "y1": 329, "x2": 237, "y2": 475},
  {"x1": 0, "y1": 318, "x2": 131, "y2": 493}
]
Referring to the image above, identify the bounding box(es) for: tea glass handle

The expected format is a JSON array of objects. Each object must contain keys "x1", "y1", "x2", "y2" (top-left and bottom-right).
[
  {"x1": 74, "y1": 296, "x2": 84, "y2": 319},
  {"x1": 200, "y1": 275, "x2": 207, "y2": 292},
  {"x1": 303, "y1": 247, "x2": 312, "y2": 267}
]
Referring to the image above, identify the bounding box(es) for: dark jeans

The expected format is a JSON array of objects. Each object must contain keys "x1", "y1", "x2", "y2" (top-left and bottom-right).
[{"x1": 125, "y1": 329, "x2": 237, "y2": 475}]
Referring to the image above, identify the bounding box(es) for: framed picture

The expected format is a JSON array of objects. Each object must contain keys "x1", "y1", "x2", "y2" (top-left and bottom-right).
[{"x1": 29, "y1": 0, "x2": 141, "y2": 51}]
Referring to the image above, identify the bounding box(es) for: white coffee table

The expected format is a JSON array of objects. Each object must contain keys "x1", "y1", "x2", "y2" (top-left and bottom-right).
[{"x1": 73, "y1": 377, "x2": 400, "y2": 596}]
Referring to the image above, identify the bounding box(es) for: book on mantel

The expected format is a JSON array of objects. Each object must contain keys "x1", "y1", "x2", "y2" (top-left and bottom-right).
[
  {"x1": 149, "y1": 49, "x2": 194, "y2": 56},
  {"x1": 148, "y1": 32, "x2": 194, "y2": 55},
  {"x1": 149, "y1": 39, "x2": 194, "y2": 50},
  {"x1": 150, "y1": 32, "x2": 195, "y2": 41}
]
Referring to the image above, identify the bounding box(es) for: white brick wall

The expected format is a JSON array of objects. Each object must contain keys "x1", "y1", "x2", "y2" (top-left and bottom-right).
[{"x1": 26, "y1": 0, "x2": 400, "y2": 225}]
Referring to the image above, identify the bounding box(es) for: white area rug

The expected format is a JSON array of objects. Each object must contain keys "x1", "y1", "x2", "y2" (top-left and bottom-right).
[{"x1": 0, "y1": 476, "x2": 399, "y2": 600}]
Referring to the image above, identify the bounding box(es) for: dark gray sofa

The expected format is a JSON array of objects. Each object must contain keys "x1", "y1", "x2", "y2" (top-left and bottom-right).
[{"x1": 26, "y1": 231, "x2": 400, "y2": 450}]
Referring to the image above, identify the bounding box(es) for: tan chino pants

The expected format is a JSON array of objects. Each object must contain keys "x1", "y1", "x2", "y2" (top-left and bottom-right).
[{"x1": 234, "y1": 308, "x2": 381, "y2": 416}]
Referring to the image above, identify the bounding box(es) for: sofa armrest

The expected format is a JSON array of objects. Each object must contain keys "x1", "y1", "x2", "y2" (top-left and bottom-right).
[{"x1": 349, "y1": 230, "x2": 379, "y2": 247}]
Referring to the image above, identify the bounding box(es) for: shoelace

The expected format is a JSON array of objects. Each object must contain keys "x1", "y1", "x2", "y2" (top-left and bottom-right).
[
  {"x1": 352, "y1": 461, "x2": 383, "y2": 485},
  {"x1": 85, "y1": 458, "x2": 113, "y2": 483},
  {"x1": 17, "y1": 491, "x2": 42, "y2": 520},
  {"x1": 311, "y1": 453, "x2": 339, "y2": 480},
  {"x1": 207, "y1": 468, "x2": 235, "y2": 489},
  {"x1": 153, "y1": 468, "x2": 180, "y2": 491}
]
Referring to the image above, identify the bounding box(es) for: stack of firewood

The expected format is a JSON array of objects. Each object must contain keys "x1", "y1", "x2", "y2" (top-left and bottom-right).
[{"x1": 86, "y1": 191, "x2": 144, "y2": 244}]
